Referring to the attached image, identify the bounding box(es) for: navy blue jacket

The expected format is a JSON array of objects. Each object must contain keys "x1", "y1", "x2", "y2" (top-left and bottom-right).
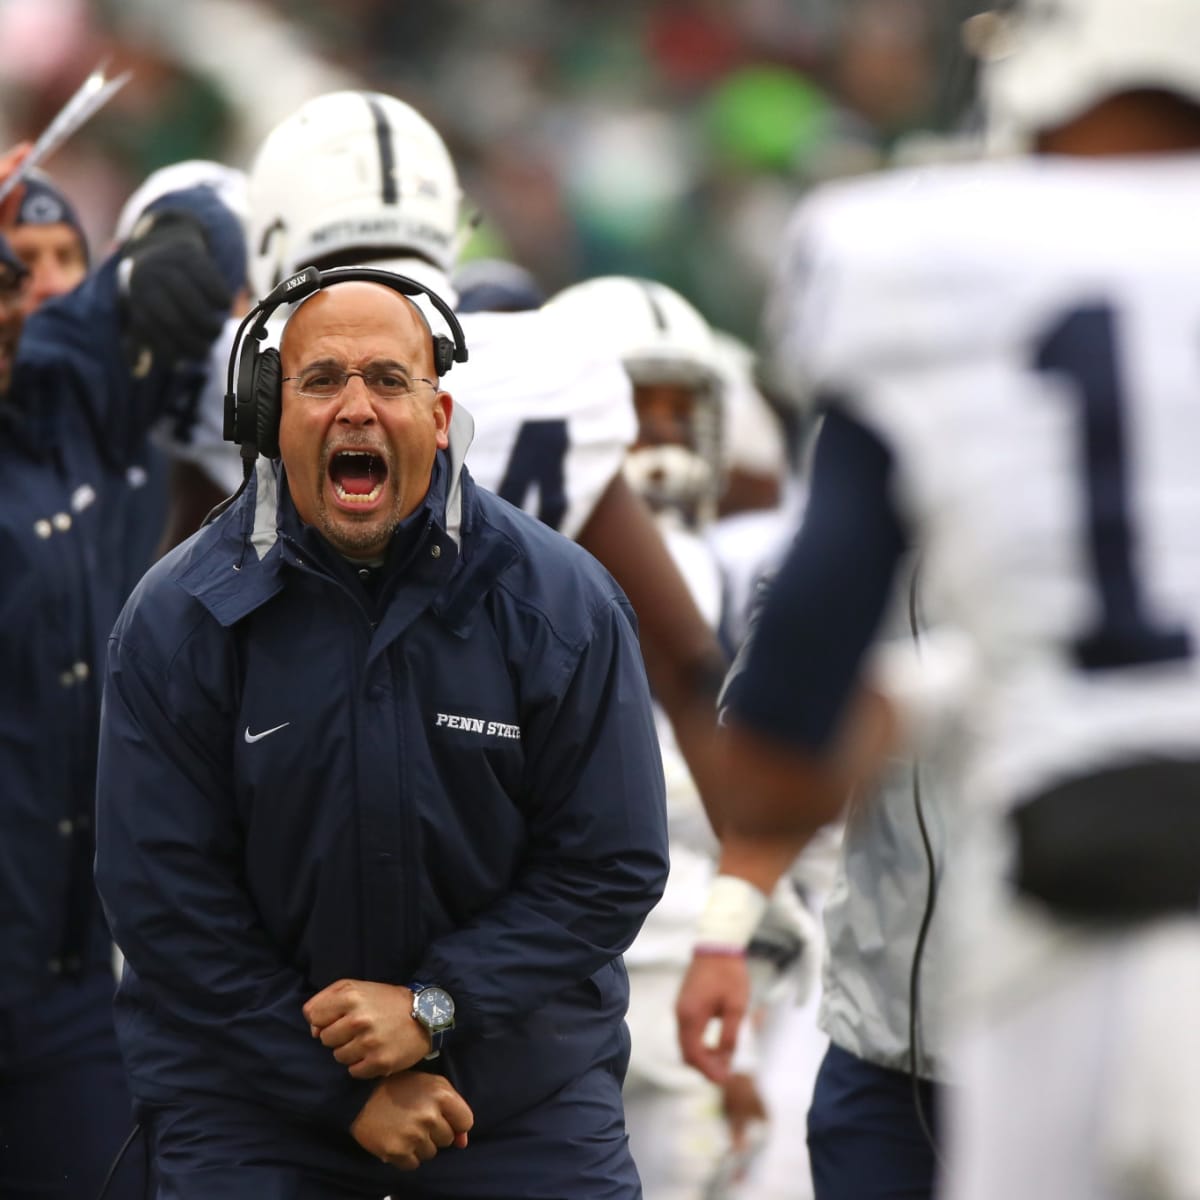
[
  {"x1": 0, "y1": 188, "x2": 244, "y2": 1005},
  {"x1": 94, "y1": 450, "x2": 669, "y2": 1138}
]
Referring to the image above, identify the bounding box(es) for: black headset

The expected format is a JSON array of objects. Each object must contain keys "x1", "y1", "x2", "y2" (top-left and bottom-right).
[{"x1": 223, "y1": 265, "x2": 469, "y2": 461}]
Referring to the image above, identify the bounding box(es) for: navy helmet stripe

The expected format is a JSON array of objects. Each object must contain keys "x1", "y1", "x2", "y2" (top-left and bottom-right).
[
  {"x1": 365, "y1": 95, "x2": 398, "y2": 205},
  {"x1": 640, "y1": 282, "x2": 669, "y2": 332}
]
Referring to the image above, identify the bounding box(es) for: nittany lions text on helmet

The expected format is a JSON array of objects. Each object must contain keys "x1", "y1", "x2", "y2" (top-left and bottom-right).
[{"x1": 247, "y1": 90, "x2": 463, "y2": 298}]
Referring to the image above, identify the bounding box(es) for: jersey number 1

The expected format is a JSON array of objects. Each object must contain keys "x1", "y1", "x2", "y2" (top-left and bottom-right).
[{"x1": 1035, "y1": 305, "x2": 1191, "y2": 670}]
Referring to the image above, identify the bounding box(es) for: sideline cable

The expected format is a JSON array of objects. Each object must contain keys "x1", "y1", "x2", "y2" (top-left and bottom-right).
[
  {"x1": 95, "y1": 1122, "x2": 147, "y2": 1200},
  {"x1": 905, "y1": 563, "x2": 943, "y2": 1163}
]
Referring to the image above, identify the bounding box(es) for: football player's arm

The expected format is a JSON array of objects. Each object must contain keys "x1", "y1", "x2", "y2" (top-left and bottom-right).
[
  {"x1": 678, "y1": 406, "x2": 909, "y2": 1080},
  {"x1": 94, "y1": 623, "x2": 375, "y2": 1130},
  {"x1": 412, "y1": 595, "x2": 670, "y2": 1039},
  {"x1": 577, "y1": 471, "x2": 733, "y2": 832}
]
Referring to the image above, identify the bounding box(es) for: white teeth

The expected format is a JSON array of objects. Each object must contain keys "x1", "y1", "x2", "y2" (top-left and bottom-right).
[
  {"x1": 331, "y1": 450, "x2": 385, "y2": 505},
  {"x1": 333, "y1": 480, "x2": 384, "y2": 504}
]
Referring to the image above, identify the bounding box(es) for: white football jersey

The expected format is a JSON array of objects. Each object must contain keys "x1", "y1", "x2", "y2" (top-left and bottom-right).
[
  {"x1": 448, "y1": 308, "x2": 635, "y2": 541},
  {"x1": 157, "y1": 302, "x2": 635, "y2": 543},
  {"x1": 772, "y1": 156, "x2": 1200, "y2": 818}
]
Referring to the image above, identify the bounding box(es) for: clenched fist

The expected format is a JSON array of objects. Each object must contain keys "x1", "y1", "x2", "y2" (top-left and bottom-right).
[
  {"x1": 304, "y1": 979, "x2": 432, "y2": 1078},
  {"x1": 351, "y1": 1072, "x2": 473, "y2": 1170}
]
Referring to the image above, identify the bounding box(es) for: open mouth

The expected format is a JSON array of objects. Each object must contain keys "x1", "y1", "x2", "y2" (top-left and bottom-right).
[{"x1": 328, "y1": 449, "x2": 389, "y2": 505}]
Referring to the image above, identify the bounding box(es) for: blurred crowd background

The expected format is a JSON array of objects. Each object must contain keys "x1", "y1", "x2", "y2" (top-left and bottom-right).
[{"x1": 0, "y1": 0, "x2": 977, "y2": 342}]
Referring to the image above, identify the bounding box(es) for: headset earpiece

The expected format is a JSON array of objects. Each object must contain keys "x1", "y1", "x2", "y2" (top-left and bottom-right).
[
  {"x1": 225, "y1": 266, "x2": 468, "y2": 460},
  {"x1": 253, "y1": 348, "x2": 283, "y2": 460},
  {"x1": 233, "y1": 324, "x2": 266, "y2": 448},
  {"x1": 433, "y1": 334, "x2": 455, "y2": 379}
]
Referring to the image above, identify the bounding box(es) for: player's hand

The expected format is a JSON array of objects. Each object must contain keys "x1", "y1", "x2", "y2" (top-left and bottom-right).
[
  {"x1": 721, "y1": 1070, "x2": 768, "y2": 1152},
  {"x1": 304, "y1": 979, "x2": 431, "y2": 1078},
  {"x1": 676, "y1": 951, "x2": 750, "y2": 1084},
  {"x1": 350, "y1": 1072, "x2": 473, "y2": 1170},
  {"x1": 0, "y1": 143, "x2": 32, "y2": 228}
]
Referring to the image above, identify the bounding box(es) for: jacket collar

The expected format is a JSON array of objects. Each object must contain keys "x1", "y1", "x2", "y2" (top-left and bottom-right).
[{"x1": 175, "y1": 459, "x2": 288, "y2": 627}]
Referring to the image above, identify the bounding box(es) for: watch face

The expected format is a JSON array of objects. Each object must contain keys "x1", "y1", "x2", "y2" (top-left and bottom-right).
[{"x1": 415, "y1": 986, "x2": 455, "y2": 1031}]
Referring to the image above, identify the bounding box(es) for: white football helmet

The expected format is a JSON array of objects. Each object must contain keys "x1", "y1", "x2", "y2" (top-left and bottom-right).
[
  {"x1": 114, "y1": 160, "x2": 250, "y2": 248},
  {"x1": 980, "y1": 0, "x2": 1200, "y2": 146},
  {"x1": 544, "y1": 276, "x2": 724, "y2": 525},
  {"x1": 247, "y1": 90, "x2": 462, "y2": 299}
]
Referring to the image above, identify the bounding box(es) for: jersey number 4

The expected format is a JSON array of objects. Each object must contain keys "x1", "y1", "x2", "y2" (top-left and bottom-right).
[
  {"x1": 1035, "y1": 305, "x2": 1191, "y2": 670},
  {"x1": 498, "y1": 419, "x2": 569, "y2": 531}
]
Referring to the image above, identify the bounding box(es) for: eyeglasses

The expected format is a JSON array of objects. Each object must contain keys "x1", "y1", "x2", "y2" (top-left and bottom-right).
[{"x1": 282, "y1": 362, "x2": 438, "y2": 401}]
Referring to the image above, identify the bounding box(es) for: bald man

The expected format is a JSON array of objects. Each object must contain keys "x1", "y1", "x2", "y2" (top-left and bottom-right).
[{"x1": 94, "y1": 276, "x2": 669, "y2": 1200}]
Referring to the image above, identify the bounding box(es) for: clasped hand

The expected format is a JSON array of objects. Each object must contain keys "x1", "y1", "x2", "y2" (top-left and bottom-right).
[
  {"x1": 305, "y1": 980, "x2": 472, "y2": 1170},
  {"x1": 304, "y1": 979, "x2": 433, "y2": 1079}
]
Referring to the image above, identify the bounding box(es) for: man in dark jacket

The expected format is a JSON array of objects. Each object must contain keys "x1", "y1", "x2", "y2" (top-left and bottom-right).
[
  {"x1": 7, "y1": 170, "x2": 88, "y2": 314},
  {"x1": 94, "y1": 277, "x2": 670, "y2": 1199},
  {"x1": 0, "y1": 145, "x2": 243, "y2": 1199}
]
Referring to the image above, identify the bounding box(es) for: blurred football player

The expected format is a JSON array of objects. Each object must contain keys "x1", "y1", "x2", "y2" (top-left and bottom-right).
[
  {"x1": 547, "y1": 275, "x2": 822, "y2": 1199},
  {"x1": 678, "y1": 2, "x2": 1200, "y2": 1198},
  {"x1": 703, "y1": 339, "x2": 948, "y2": 1200}
]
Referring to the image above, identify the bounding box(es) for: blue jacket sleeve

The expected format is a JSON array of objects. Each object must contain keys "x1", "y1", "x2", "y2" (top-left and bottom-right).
[
  {"x1": 414, "y1": 596, "x2": 670, "y2": 1037},
  {"x1": 94, "y1": 617, "x2": 374, "y2": 1129},
  {"x1": 17, "y1": 183, "x2": 244, "y2": 468}
]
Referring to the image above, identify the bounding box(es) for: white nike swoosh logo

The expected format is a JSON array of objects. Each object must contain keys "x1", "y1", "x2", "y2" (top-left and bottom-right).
[{"x1": 244, "y1": 722, "x2": 290, "y2": 744}]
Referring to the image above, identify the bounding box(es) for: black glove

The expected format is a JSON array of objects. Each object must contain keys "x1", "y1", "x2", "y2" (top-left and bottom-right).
[{"x1": 120, "y1": 210, "x2": 232, "y2": 368}]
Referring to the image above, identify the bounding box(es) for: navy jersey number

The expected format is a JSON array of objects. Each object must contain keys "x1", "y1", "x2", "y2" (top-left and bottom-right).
[
  {"x1": 1034, "y1": 305, "x2": 1191, "y2": 669},
  {"x1": 497, "y1": 419, "x2": 569, "y2": 531}
]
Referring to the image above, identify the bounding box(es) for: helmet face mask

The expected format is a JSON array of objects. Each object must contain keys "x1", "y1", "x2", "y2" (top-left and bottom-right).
[
  {"x1": 248, "y1": 91, "x2": 463, "y2": 299},
  {"x1": 979, "y1": 0, "x2": 1200, "y2": 147},
  {"x1": 624, "y1": 371, "x2": 720, "y2": 524}
]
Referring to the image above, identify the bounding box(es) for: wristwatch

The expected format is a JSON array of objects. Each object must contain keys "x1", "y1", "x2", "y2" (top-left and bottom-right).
[{"x1": 410, "y1": 982, "x2": 455, "y2": 1059}]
